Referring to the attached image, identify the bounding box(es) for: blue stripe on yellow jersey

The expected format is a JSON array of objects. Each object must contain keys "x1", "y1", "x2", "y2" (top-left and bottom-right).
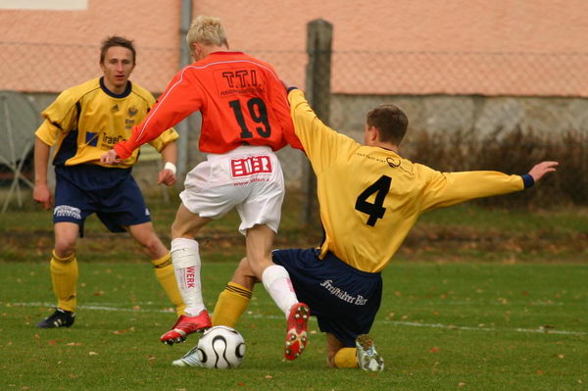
[
  {"x1": 35, "y1": 77, "x2": 178, "y2": 169},
  {"x1": 288, "y1": 89, "x2": 525, "y2": 273}
]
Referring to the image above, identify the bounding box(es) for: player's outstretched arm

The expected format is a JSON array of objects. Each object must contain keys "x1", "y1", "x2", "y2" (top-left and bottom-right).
[{"x1": 528, "y1": 161, "x2": 559, "y2": 183}]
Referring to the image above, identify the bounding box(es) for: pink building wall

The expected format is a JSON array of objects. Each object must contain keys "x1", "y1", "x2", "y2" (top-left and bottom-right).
[{"x1": 0, "y1": 0, "x2": 586, "y2": 95}]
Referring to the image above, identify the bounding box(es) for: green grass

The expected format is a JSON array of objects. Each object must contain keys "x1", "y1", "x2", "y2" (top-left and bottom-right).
[
  {"x1": 1, "y1": 195, "x2": 587, "y2": 389},
  {"x1": 2, "y1": 195, "x2": 588, "y2": 263},
  {"x1": 1, "y1": 262, "x2": 587, "y2": 391}
]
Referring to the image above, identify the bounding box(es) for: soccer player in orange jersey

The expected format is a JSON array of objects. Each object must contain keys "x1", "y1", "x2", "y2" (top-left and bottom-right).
[{"x1": 101, "y1": 16, "x2": 309, "y2": 360}]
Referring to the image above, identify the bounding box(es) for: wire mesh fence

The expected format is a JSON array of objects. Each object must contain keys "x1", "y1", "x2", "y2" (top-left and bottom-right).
[
  {"x1": 0, "y1": 41, "x2": 179, "y2": 93},
  {"x1": 1, "y1": 39, "x2": 587, "y2": 208}
]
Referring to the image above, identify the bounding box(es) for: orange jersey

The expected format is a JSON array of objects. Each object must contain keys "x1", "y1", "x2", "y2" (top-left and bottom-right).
[{"x1": 114, "y1": 51, "x2": 296, "y2": 159}]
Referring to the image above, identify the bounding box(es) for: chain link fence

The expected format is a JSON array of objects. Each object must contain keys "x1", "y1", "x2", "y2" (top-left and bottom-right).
[{"x1": 1, "y1": 37, "x2": 587, "y2": 210}]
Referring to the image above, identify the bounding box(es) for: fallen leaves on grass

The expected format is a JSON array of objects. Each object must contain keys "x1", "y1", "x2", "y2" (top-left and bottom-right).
[{"x1": 112, "y1": 327, "x2": 135, "y2": 335}]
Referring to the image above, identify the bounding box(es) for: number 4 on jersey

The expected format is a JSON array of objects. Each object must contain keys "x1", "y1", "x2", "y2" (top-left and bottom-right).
[{"x1": 354, "y1": 175, "x2": 392, "y2": 226}]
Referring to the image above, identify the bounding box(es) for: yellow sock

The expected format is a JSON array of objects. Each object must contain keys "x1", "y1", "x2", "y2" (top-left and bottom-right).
[
  {"x1": 152, "y1": 253, "x2": 186, "y2": 316},
  {"x1": 50, "y1": 250, "x2": 78, "y2": 312},
  {"x1": 212, "y1": 282, "x2": 252, "y2": 328},
  {"x1": 334, "y1": 347, "x2": 359, "y2": 368}
]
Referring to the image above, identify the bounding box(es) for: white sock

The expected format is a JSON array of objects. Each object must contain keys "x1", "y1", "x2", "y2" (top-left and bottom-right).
[
  {"x1": 171, "y1": 238, "x2": 205, "y2": 317},
  {"x1": 262, "y1": 264, "x2": 298, "y2": 318}
]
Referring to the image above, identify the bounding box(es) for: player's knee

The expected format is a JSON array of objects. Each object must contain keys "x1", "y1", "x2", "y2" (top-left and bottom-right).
[
  {"x1": 137, "y1": 234, "x2": 166, "y2": 257},
  {"x1": 53, "y1": 238, "x2": 76, "y2": 257}
]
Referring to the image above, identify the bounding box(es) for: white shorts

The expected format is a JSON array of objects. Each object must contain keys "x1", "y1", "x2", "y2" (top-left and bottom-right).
[{"x1": 180, "y1": 145, "x2": 285, "y2": 235}]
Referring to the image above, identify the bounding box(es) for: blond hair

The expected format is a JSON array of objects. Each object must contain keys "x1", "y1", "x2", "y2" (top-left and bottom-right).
[{"x1": 186, "y1": 15, "x2": 229, "y2": 48}]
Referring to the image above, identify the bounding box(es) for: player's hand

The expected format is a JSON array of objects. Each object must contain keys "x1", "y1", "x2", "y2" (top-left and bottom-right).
[
  {"x1": 100, "y1": 149, "x2": 120, "y2": 164},
  {"x1": 33, "y1": 183, "x2": 53, "y2": 210},
  {"x1": 157, "y1": 167, "x2": 176, "y2": 186},
  {"x1": 528, "y1": 161, "x2": 559, "y2": 182}
]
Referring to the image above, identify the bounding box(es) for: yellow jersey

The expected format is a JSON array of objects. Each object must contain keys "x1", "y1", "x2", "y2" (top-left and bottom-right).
[
  {"x1": 35, "y1": 77, "x2": 178, "y2": 169},
  {"x1": 288, "y1": 89, "x2": 526, "y2": 273}
]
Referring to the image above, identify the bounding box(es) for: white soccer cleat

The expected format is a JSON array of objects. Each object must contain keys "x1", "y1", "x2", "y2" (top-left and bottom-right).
[
  {"x1": 356, "y1": 334, "x2": 384, "y2": 372},
  {"x1": 171, "y1": 345, "x2": 203, "y2": 368}
]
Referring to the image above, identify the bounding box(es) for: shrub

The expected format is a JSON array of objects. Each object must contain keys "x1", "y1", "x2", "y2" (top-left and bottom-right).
[{"x1": 404, "y1": 126, "x2": 587, "y2": 208}]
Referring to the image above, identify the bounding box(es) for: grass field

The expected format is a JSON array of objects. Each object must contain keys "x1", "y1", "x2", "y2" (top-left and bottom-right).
[
  {"x1": 1, "y1": 196, "x2": 587, "y2": 390},
  {"x1": 1, "y1": 262, "x2": 587, "y2": 391}
]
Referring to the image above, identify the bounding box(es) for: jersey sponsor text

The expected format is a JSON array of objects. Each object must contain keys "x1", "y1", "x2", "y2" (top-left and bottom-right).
[{"x1": 230, "y1": 155, "x2": 272, "y2": 177}]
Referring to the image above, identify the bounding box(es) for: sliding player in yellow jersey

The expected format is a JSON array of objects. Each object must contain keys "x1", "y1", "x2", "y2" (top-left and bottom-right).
[
  {"x1": 171, "y1": 87, "x2": 558, "y2": 370},
  {"x1": 34, "y1": 36, "x2": 185, "y2": 328}
]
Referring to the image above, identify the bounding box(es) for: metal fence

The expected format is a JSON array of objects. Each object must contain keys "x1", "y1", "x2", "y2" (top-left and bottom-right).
[{"x1": 1, "y1": 28, "x2": 587, "y2": 211}]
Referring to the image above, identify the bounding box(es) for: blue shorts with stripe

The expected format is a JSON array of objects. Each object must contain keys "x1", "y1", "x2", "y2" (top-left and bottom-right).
[
  {"x1": 272, "y1": 248, "x2": 382, "y2": 347},
  {"x1": 53, "y1": 164, "x2": 150, "y2": 236}
]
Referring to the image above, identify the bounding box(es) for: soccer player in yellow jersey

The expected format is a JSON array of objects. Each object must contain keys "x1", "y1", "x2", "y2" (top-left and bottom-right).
[
  {"x1": 190, "y1": 88, "x2": 558, "y2": 371},
  {"x1": 34, "y1": 36, "x2": 185, "y2": 328}
]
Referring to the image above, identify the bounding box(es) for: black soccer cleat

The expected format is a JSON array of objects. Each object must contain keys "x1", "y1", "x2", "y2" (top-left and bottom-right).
[{"x1": 36, "y1": 308, "x2": 76, "y2": 328}]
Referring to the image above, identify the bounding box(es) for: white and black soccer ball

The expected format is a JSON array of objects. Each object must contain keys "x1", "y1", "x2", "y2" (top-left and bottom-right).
[{"x1": 196, "y1": 326, "x2": 245, "y2": 369}]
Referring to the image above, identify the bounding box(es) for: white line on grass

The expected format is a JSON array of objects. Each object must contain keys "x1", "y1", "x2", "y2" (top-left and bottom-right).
[
  {"x1": 8, "y1": 301, "x2": 588, "y2": 336},
  {"x1": 387, "y1": 320, "x2": 587, "y2": 336}
]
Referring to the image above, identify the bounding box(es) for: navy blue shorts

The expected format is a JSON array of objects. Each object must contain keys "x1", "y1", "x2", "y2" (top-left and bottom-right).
[
  {"x1": 272, "y1": 248, "x2": 382, "y2": 347},
  {"x1": 53, "y1": 164, "x2": 151, "y2": 236}
]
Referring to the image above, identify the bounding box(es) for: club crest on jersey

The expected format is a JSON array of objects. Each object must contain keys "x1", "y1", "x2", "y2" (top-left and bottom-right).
[
  {"x1": 387, "y1": 157, "x2": 400, "y2": 168},
  {"x1": 128, "y1": 107, "x2": 138, "y2": 116},
  {"x1": 125, "y1": 118, "x2": 135, "y2": 129}
]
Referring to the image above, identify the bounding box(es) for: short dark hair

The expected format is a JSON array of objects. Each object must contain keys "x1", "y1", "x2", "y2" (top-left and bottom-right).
[
  {"x1": 366, "y1": 104, "x2": 409, "y2": 145},
  {"x1": 100, "y1": 36, "x2": 136, "y2": 64}
]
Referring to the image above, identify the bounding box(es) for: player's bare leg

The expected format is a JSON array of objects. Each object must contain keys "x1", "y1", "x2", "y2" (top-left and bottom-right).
[{"x1": 326, "y1": 333, "x2": 346, "y2": 368}]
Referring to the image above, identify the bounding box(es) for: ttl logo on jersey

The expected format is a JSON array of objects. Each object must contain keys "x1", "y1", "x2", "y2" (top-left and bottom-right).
[
  {"x1": 222, "y1": 69, "x2": 258, "y2": 88},
  {"x1": 231, "y1": 155, "x2": 272, "y2": 177}
]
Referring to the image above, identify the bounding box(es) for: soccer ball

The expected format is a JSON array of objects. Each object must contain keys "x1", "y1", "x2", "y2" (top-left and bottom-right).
[{"x1": 196, "y1": 326, "x2": 246, "y2": 369}]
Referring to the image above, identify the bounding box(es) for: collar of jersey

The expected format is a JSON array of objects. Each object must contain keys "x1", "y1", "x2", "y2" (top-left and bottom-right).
[
  {"x1": 99, "y1": 77, "x2": 132, "y2": 99},
  {"x1": 208, "y1": 51, "x2": 245, "y2": 56}
]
